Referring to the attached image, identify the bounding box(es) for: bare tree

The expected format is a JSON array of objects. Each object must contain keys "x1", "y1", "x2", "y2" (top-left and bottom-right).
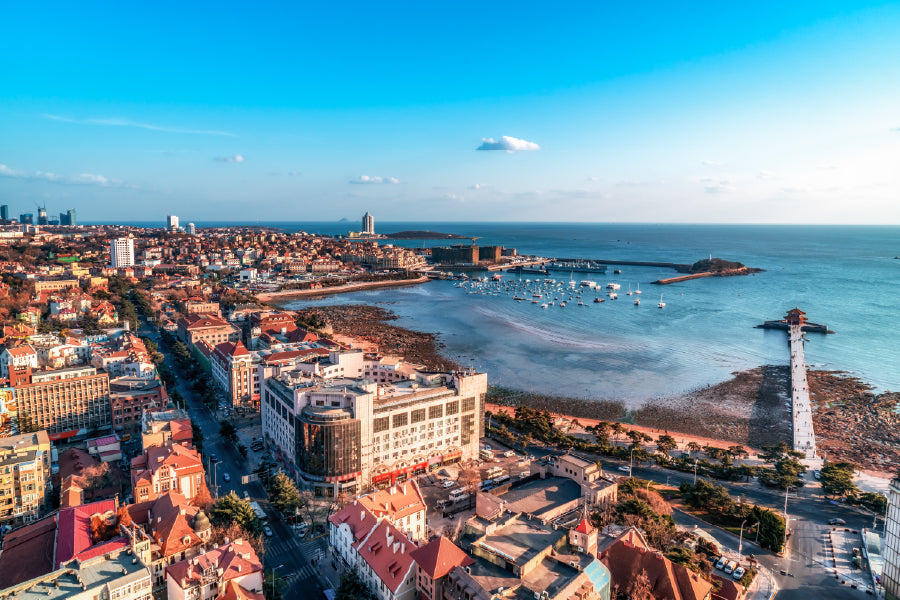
[
  {"x1": 626, "y1": 569, "x2": 652, "y2": 600},
  {"x1": 458, "y1": 459, "x2": 482, "y2": 495},
  {"x1": 209, "y1": 522, "x2": 265, "y2": 558}
]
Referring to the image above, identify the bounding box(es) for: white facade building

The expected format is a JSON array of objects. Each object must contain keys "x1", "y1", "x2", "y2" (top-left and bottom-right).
[
  {"x1": 111, "y1": 236, "x2": 136, "y2": 268},
  {"x1": 166, "y1": 214, "x2": 179, "y2": 231},
  {"x1": 363, "y1": 212, "x2": 375, "y2": 235},
  {"x1": 885, "y1": 477, "x2": 900, "y2": 600}
]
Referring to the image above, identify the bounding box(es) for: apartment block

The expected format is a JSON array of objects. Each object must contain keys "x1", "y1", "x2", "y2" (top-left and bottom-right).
[
  {"x1": 885, "y1": 477, "x2": 900, "y2": 600},
  {"x1": 262, "y1": 367, "x2": 486, "y2": 497},
  {"x1": 13, "y1": 366, "x2": 111, "y2": 440},
  {"x1": 111, "y1": 376, "x2": 168, "y2": 434},
  {"x1": 177, "y1": 314, "x2": 241, "y2": 349},
  {"x1": 210, "y1": 341, "x2": 254, "y2": 409},
  {"x1": 0, "y1": 431, "x2": 52, "y2": 526}
]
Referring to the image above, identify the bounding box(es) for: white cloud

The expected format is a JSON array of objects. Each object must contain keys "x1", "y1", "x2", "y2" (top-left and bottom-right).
[
  {"x1": 701, "y1": 160, "x2": 724, "y2": 166},
  {"x1": 349, "y1": 175, "x2": 399, "y2": 184},
  {"x1": 44, "y1": 114, "x2": 236, "y2": 137},
  {"x1": 215, "y1": 154, "x2": 245, "y2": 163},
  {"x1": 476, "y1": 135, "x2": 540, "y2": 153},
  {"x1": 703, "y1": 180, "x2": 735, "y2": 194},
  {"x1": 0, "y1": 163, "x2": 131, "y2": 188},
  {"x1": 757, "y1": 170, "x2": 775, "y2": 179},
  {"x1": 469, "y1": 183, "x2": 489, "y2": 190}
]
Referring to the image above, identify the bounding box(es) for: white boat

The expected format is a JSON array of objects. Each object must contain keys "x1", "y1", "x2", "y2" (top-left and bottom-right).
[
  {"x1": 634, "y1": 298, "x2": 640, "y2": 306},
  {"x1": 608, "y1": 292, "x2": 618, "y2": 300},
  {"x1": 635, "y1": 284, "x2": 642, "y2": 295},
  {"x1": 658, "y1": 294, "x2": 666, "y2": 309},
  {"x1": 593, "y1": 297, "x2": 604, "y2": 303},
  {"x1": 626, "y1": 283, "x2": 633, "y2": 296},
  {"x1": 541, "y1": 303, "x2": 548, "y2": 309},
  {"x1": 559, "y1": 301, "x2": 567, "y2": 307},
  {"x1": 580, "y1": 280, "x2": 596, "y2": 288},
  {"x1": 606, "y1": 282, "x2": 620, "y2": 290}
]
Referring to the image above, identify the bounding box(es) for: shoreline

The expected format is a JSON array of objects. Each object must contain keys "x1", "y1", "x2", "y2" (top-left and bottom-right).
[{"x1": 258, "y1": 275, "x2": 429, "y2": 302}]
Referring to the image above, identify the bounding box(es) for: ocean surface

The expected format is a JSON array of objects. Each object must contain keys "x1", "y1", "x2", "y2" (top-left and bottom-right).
[{"x1": 107, "y1": 221, "x2": 900, "y2": 403}]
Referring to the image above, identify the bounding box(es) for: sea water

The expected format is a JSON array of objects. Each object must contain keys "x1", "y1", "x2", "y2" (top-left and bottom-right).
[{"x1": 114, "y1": 221, "x2": 900, "y2": 402}]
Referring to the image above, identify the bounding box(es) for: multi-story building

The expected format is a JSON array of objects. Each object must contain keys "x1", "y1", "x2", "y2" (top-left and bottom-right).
[
  {"x1": 177, "y1": 314, "x2": 241, "y2": 349},
  {"x1": 33, "y1": 278, "x2": 80, "y2": 294},
  {"x1": 166, "y1": 215, "x2": 179, "y2": 231},
  {"x1": 431, "y1": 245, "x2": 478, "y2": 265},
  {"x1": 363, "y1": 211, "x2": 375, "y2": 235},
  {"x1": 181, "y1": 300, "x2": 221, "y2": 317},
  {"x1": 0, "y1": 344, "x2": 38, "y2": 378},
  {"x1": 165, "y1": 538, "x2": 264, "y2": 600},
  {"x1": 141, "y1": 409, "x2": 193, "y2": 451},
  {"x1": 186, "y1": 223, "x2": 196, "y2": 235},
  {"x1": 210, "y1": 341, "x2": 254, "y2": 409},
  {"x1": 110, "y1": 376, "x2": 168, "y2": 434},
  {"x1": 0, "y1": 431, "x2": 52, "y2": 526},
  {"x1": 330, "y1": 480, "x2": 428, "y2": 543},
  {"x1": 885, "y1": 476, "x2": 900, "y2": 599},
  {"x1": 131, "y1": 442, "x2": 205, "y2": 504},
  {"x1": 262, "y1": 367, "x2": 486, "y2": 497},
  {"x1": 111, "y1": 236, "x2": 136, "y2": 268},
  {"x1": 13, "y1": 365, "x2": 111, "y2": 440}
]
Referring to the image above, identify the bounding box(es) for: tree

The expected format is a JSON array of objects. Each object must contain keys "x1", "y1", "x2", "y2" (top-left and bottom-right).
[
  {"x1": 458, "y1": 459, "x2": 482, "y2": 495},
  {"x1": 210, "y1": 492, "x2": 261, "y2": 535},
  {"x1": 238, "y1": 444, "x2": 248, "y2": 460},
  {"x1": 210, "y1": 522, "x2": 265, "y2": 559},
  {"x1": 220, "y1": 421, "x2": 238, "y2": 443},
  {"x1": 820, "y1": 462, "x2": 859, "y2": 499},
  {"x1": 192, "y1": 480, "x2": 213, "y2": 510},
  {"x1": 191, "y1": 420, "x2": 204, "y2": 454},
  {"x1": 116, "y1": 505, "x2": 132, "y2": 528},
  {"x1": 17, "y1": 410, "x2": 38, "y2": 434},
  {"x1": 268, "y1": 472, "x2": 302, "y2": 516},
  {"x1": 655, "y1": 435, "x2": 677, "y2": 456},
  {"x1": 686, "y1": 441, "x2": 701, "y2": 457},
  {"x1": 626, "y1": 430, "x2": 645, "y2": 448},
  {"x1": 626, "y1": 569, "x2": 652, "y2": 600},
  {"x1": 336, "y1": 568, "x2": 372, "y2": 600}
]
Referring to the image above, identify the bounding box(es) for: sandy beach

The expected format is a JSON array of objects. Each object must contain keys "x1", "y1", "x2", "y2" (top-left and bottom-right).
[{"x1": 258, "y1": 275, "x2": 429, "y2": 302}]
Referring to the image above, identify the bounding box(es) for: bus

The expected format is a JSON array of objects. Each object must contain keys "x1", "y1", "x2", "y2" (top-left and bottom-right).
[
  {"x1": 249, "y1": 501, "x2": 268, "y2": 524},
  {"x1": 492, "y1": 475, "x2": 511, "y2": 486},
  {"x1": 479, "y1": 449, "x2": 494, "y2": 461},
  {"x1": 486, "y1": 466, "x2": 503, "y2": 479}
]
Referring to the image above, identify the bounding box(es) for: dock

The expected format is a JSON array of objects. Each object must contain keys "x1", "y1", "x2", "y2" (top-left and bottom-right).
[{"x1": 784, "y1": 309, "x2": 818, "y2": 459}]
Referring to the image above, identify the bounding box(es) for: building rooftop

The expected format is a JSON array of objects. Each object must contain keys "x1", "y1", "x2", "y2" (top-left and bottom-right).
[
  {"x1": 476, "y1": 517, "x2": 564, "y2": 567},
  {"x1": 499, "y1": 477, "x2": 582, "y2": 518}
]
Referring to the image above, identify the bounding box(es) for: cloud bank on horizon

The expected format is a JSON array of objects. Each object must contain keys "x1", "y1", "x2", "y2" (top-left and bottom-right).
[{"x1": 349, "y1": 175, "x2": 400, "y2": 184}]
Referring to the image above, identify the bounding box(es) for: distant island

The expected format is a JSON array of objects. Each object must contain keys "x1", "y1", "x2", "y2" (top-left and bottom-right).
[
  {"x1": 382, "y1": 230, "x2": 469, "y2": 240},
  {"x1": 653, "y1": 257, "x2": 763, "y2": 284}
]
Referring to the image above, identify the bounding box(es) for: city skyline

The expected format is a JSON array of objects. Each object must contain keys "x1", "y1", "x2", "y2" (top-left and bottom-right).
[{"x1": 1, "y1": 2, "x2": 899, "y2": 224}]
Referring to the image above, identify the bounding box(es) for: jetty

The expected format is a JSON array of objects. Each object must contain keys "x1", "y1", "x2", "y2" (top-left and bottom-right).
[{"x1": 784, "y1": 309, "x2": 819, "y2": 460}]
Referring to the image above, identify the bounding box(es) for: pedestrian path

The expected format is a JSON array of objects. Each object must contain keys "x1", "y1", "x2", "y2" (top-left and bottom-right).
[{"x1": 789, "y1": 324, "x2": 817, "y2": 459}]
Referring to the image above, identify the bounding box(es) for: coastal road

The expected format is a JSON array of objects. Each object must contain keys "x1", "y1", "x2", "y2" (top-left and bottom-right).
[{"x1": 139, "y1": 321, "x2": 330, "y2": 597}]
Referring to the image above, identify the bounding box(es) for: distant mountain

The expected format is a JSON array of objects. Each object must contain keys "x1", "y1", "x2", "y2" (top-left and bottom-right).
[{"x1": 338, "y1": 218, "x2": 349, "y2": 222}]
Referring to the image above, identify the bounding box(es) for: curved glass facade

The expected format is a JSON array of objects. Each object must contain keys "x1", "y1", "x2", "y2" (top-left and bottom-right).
[{"x1": 296, "y1": 406, "x2": 361, "y2": 481}]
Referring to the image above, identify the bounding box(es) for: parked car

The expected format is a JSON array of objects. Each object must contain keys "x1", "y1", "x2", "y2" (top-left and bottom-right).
[
  {"x1": 263, "y1": 526, "x2": 273, "y2": 537},
  {"x1": 243, "y1": 490, "x2": 250, "y2": 499},
  {"x1": 714, "y1": 556, "x2": 726, "y2": 570},
  {"x1": 814, "y1": 469, "x2": 821, "y2": 479},
  {"x1": 518, "y1": 472, "x2": 529, "y2": 479},
  {"x1": 210, "y1": 454, "x2": 218, "y2": 463},
  {"x1": 732, "y1": 566, "x2": 745, "y2": 580},
  {"x1": 223, "y1": 473, "x2": 231, "y2": 482},
  {"x1": 441, "y1": 480, "x2": 455, "y2": 489},
  {"x1": 723, "y1": 561, "x2": 736, "y2": 575},
  {"x1": 504, "y1": 450, "x2": 516, "y2": 458},
  {"x1": 828, "y1": 518, "x2": 846, "y2": 525}
]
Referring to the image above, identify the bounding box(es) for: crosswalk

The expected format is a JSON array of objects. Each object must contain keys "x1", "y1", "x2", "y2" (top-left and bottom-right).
[
  {"x1": 264, "y1": 531, "x2": 327, "y2": 557},
  {"x1": 282, "y1": 564, "x2": 320, "y2": 583}
]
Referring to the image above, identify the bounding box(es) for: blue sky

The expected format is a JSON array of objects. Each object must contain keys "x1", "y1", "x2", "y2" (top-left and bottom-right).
[{"x1": 1, "y1": 1, "x2": 899, "y2": 224}]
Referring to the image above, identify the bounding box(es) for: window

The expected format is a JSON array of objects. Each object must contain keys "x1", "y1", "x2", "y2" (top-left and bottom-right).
[
  {"x1": 445, "y1": 400, "x2": 459, "y2": 415},
  {"x1": 373, "y1": 417, "x2": 390, "y2": 433},
  {"x1": 411, "y1": 408, "x2": 426, "y2": 424},
  {"x1": 393, "y1": 412, "x2": 408, "y2": 428}
]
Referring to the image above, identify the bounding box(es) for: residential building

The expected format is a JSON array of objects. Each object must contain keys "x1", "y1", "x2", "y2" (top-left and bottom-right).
[
  {"x1": 86, "y1": 434, "x2": 123, "y2": 463},
  {"x1": 333, "y1": 480, "x2": 427, "y2": 543},
  {"x1": 0, "y1": 545, "x2": 153, "y2": 600},
  {"x1": 177, "y1": 314, "x2": 241, "y2": 349},
  {"x1": 409, "y1": 536, "x2": 474, "y2": 600},
  {"x1": 0, "y1": 431, "x2": 52, "y2": 526},
  {"x1": 182, "y1": 300, "x2": 221, "y2": 317},
  {"x1": 122, "y1": 491, "x2": 212, "y2": 599},
  {"x1": 531, "y1": 453, "x2": 619, "y2": 507},
  {"x1": 186, "y1": 223, "x2": 196, "y2": 235},
  {"x1": 111, "y1": 376, "x2": 168, "y2": 434},
  {"x1": 0, "y1": 204, "x2": 7, "y2": 221},
  {"x1": 0, "y1": 344, "x2": 38, "y2": 378},
  {"x1": 13, "y1": 365, "x2": 111, "y2": 440},
  {"x1": 363, "y1": 211, "x2": 375, "y2": 235},
  {"x1": 33, "y1": 278, "x2": 80, "y2": 294},
  {"x1": 167, "y1": 215, "x2": 179, "y2": 231},
  {"x1": 131, "y1": 442, "x2": 205, "y2": 504},
  {"x1": 111, "y1": 236, "x2": 136, "y2": 268},
  {"x1": 165, "y1": 538, "x2": 264, "y2": 600},
  {"x1": 141, "y1": 409, "x2": 193, "y2": 451},
  {"x1": 210, "y1": 341, "x2": 254, "y2": 409},
  {"x1": 262, "y1": 367, "x2": 486, "y2": 497},
  {"x1": 885, "y1": 476, "x2": 900, "y2": 600}
]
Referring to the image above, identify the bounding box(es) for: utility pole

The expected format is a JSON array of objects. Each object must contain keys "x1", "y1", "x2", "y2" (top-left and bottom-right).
[{"x1": 738, "y1": 519, "x2": 747, "y2": 556}]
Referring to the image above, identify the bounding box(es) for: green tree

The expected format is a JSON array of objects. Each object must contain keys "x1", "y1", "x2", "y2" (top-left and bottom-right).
[
  {"x1": 268, "y1": 472, "x2": 302, "y2": 516},
  {"x1": 220, "y1": 421, "x2": 238, "y2": 443},
  {"x1": 750, "y1": 505, "x2": 786, "y2": 553},
  {"x1": 335, "y1": 568, "x2": 372, "y2": 600},
  {"x1": 210, "y1": 492, "x2": 261, "y2": 535},
  {"x1": 655, "y1": 434, "x2": 677, "y2": 456},
  {"x1": 16, "y1": 410, "x2": 39, "y2": 434},
  {"x1": 820, "y1": 462, "x2": 859, "y2": 499}
]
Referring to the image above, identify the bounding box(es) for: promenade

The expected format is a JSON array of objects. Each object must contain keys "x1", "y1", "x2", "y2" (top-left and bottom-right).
[{"x1": 789, "y1": 322, "x2": 818, "y2": 459}]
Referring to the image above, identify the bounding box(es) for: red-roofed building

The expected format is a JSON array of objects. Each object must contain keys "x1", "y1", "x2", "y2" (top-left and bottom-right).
[
  {"x1": 55, "y1": 498, "x2": 119, "y2": 567},
  {"x1": 357, "y1": 480, "x2": 427, "y2": 542},
  {"x1": 165, "y1": 538, "x2": 263, "y2": 600},
  {"x1": 210, "y1": 341, "x2": 256, "y2": 409},
  {"x1": 131, "y1": 442, "x2": 205, "y2": 504},
  {"x1": 0, "y1": 344, "x2": 37, "y2": 378},
  {"x1": 141, "y1": 409, "x2": 193, "y2": 451},
  {"x1": 598, "y1": 529, "x2": 712, "y2": 600},
  {"x1": 409, "y1": 536, "x2": 473, "y2": 600},
  {"x1": 0, "y1": 515, "x2": 58, "y2": 588},
  {"x1": 355, "y1": 519, "x2": 417, "y2": 600},
  {"x1": 177, "y1": 313, "x2": 240, "y2": 349}
]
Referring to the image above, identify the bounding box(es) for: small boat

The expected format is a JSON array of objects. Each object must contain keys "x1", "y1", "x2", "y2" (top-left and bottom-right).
[
  {"x1": 634, "y1": 298, "x2": 640, "y2": 306},
  {"x1": 606, "y1": 282, "x2": 620, "y2": 290},
  {"x1": 559, "y1": 301, "x2": 567, "y2": 307},
  {"x1": 491, "y1": 274, "x2": 503, "y2": 281},
  {"x1": 608, "y1": 292, "x2": 617, "y2": 300},
  {"x1": 614, "y1": 269, "x2": 622, "y2": 274},
  {"x1": 626, "y1": 283, "x2": 633, "y2": 296},
  {"x1": 541, "y1": 303, "x2": 548, "y2": 309},
  {"x1": 593, "y1": 297, "x2": 604, "y2": 303},
  {"x1": 658, "y1": 294, "x2": 666, "y2": 309},
  {"x1": 635, "y1": 284, "x2": 641, "y2": 295}
]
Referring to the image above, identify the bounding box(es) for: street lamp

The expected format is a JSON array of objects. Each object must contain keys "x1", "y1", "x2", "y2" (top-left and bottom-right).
[
  {"x1": 629, "y1": 447, "x2": 636, "y2": 476},
  {"x1": 693, "y1": 459, "x2": 698, "y2": 485},
  {"x1": 270, "y1": 564, "x2": 284, "y2": 600},
  {"x1": 738, "y1": 519, "x2": 747, "y2": 556}
]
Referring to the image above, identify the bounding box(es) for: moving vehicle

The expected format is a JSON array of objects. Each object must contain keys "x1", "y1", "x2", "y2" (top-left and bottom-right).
[
  {"x1": 263, "y1": 526, "x2": 273, "y2": 537},
  {"x1": 243, "y1": 490, "x2": 250, "y2": 499},
  {"x1": 618, "y1": 465, "x2": 631, "y2": 473},
  {"x1": 249, "y1": 501, "x2": 268, "y2": 523},
  {"x1": 222, "y1": 472, "x2": 231, "y2": 482},
  {"x1": 828, "y1": 518, "x2": 846, "y2": 525}
]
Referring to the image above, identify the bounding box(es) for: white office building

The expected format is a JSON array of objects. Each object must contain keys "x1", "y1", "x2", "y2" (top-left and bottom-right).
[
  {"x1": 166, "y1": 214, "x2": 179, "y2": 231},
  {"x1": 885, "y1": 477, "x2": 900, "y2": 599},
  {"x1": 110, "y1": 236, "x2": 136, "y2": 268},
  {"x1": 362, "y1": 211, "x2": 375, "y2": 235}
]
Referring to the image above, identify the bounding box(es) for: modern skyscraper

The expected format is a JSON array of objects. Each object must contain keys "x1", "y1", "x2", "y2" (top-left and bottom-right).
[
  {"x1": 186, "y1": 222, "x2": 196, "y2": 235},
  {"x1": 885, "y1": 477, "x2": 900, "y2": 599},
  {"x1": 0, "y1": 205, "x2": 7, "y2": 221},
  {"x1": 110, "y1": 236, "x2": 135, "y2": 268},
  {"x1": 19, "y1": 213, "x2": 33, "y2": 224},
  {"x1": 166, "y1": 214, "x2": 179, "y2": 231},
  {"x1": 59, "y1": 208, "x2": 76, "y2": 226},
  {"x1": 37, "y1": 207, "x2": 47, "y2": 225},
  {"x1": 362, "y1": 211, "x2": 375, "y2": 235}
]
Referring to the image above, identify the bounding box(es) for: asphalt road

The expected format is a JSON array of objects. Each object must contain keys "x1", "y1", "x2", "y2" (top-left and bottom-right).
[{"x1": 140, "y1": 322, "x2": 330, "y2": 598}]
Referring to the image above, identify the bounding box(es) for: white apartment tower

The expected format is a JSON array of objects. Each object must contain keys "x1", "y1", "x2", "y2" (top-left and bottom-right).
[
  {"x1": 362, "y1": 211, "x2": 375, "y2": 235},
  {"x1": 110, "y1": 236, "x2": 135, "y2": 268},
  {"x1": 186, "y1": 222, "x2": 196, "y2": 235},
  {"x1": 885, "y1": 477, "x2": 900, "y2": 599},
  {"x1": 166, "y1": 214, "x2": 180, "y2": 231}
]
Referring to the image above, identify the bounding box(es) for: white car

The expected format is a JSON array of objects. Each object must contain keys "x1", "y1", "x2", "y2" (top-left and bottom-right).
[
  {"x1": 504, "y1": 450, "x2": 516, "y2": 458},
  {"x1": 222, "y1": 473, "x2": 231, "y2": 482},
  {"x1": 732, "y1": 566, "x2": 745, "y2": 580},
  {"x1": 263, "y1": 526, "x2": 273, "y2": 537},
  {"x1": 441, "y1": 480, "x2": 455, "y2": 489},
  {"x1": 617, "y1": 465, "x2": 631, "y2": 473}
]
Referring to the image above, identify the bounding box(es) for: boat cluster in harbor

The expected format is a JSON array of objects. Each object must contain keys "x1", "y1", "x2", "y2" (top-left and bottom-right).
[{"x1": 452, "y1": 273, "x2": 667, "y2": 309}]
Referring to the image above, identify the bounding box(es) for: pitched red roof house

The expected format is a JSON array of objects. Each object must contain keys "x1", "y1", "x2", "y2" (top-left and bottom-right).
[
  {"x1": 55, "y1": 499, "x2": 120, "y2": 567},
  {"x1": 409, "y1": 536, "x2": 473, "y2": 580},
  {"x1": 0, "y1": 515, "x2": 58, "y2": 588},
  {"x1": 354, "y1": 519, "x2": 416, "y2": 595}
]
